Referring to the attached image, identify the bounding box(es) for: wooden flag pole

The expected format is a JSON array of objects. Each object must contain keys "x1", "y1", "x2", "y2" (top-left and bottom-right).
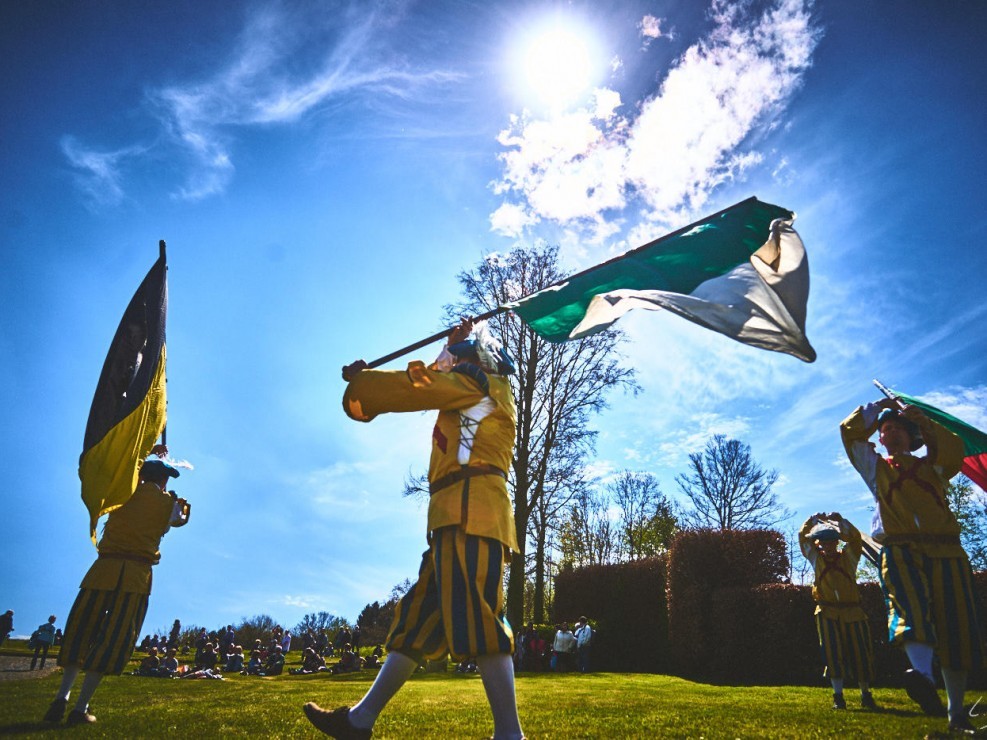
[
  {"x1": 366, "y1": 306, "x2": 506, "y2": 369},
  {"x1": 161, "y1": 240, "x2": 168, "y2": 448},
  {"x1": 873, "y1": 378, "x2": 904, "y2": 409}
]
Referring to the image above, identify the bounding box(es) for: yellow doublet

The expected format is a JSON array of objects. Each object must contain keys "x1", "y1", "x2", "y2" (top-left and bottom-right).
[
  {"x1": 343, "y1": 361, "x2": 518, "y2": 551},
  {"x1": 799, "y1": 521, "x2": 867, "y2": 623},
  {"x1": 841, "y1": 408, "x2": 965, "y2": 558},
  {"x1": 80, "y1": 481, "x2": 175, "y2": 594}
]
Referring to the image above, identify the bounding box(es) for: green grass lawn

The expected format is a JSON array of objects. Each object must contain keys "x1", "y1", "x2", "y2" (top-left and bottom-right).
[{"x1": 1, "y1": 656, "x2": 978, "y2": 739}]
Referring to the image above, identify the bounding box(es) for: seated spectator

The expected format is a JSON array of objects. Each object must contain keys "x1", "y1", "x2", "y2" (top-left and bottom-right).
[
  {"x1": 260, "y1": 644, "x2": 285, "y2": 676},
  {"x1": 159, "y1": 648, "x2": 181, "y2": 677},
  {"x1": 195, "y1": 642, "x2": 220, "y2": 672},
  {"x1": 364, "y1": 645, "x2": 385, "y2": 670},
  {"x1": 243, "y1": 651, "x2": 264, "y2": 675},
  {"x1": 139, "y1": 634, "x2": 152, "y2": 652},
  {"x1": 136, "y1": 647, "x2": 161, "y2": 676},
  {"x1": 224, "y1": 645, "x2": 244, "y2": 673},
  {"x1": 290, "y1": 647, "x2": 328, "y2": 674},
  {"x1": 330, "y1": 643, "x2": 362, "y2": 674}
]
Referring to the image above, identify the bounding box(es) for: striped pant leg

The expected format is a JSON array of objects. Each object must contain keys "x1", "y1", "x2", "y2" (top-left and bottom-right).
[
  {"x1": 843, "y1": 618, "x2": 876, "y2": 684},
  {"x1": 929, "y1": 555, "x2": 984, "y2": 671},
  {"x1": 881, "y1": 545, "x2": 935, "y2": 646},
  {"x1": 816, "y1": 613, "x2": 844, "y2": 679},
  {"x1": 57, "y1": 588, "x2": 149, "y2": 675},
  {"x1": 385, "y1": 546, "x2": 448, "y2": 663},
  {"x1": 434, "y1": 527, "x2": 513, "y2": 660}
]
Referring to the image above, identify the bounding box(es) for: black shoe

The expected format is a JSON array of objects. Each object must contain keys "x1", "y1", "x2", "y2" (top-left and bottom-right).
[
  {"x1": 832, "y1": 693, "x2": 846, "y2": 710},
  {"x1": 947, "y1": 714, "x2": 981, "y2": 736},
  {"x1": 66, "y1": 709, "x2": 97, "y2": 725},
  {"x1": 42, "y1": 698, "x2": 67, "y2": 723},
  {"x1": 861, "y1": 691, "x2": 878, "y2": 710},
  {"x1": 302, "y1": 704, "x2": 371, "y2": 739},
  {"x1": 904, "y1": 669, "x2": 947, "y2": 717}
]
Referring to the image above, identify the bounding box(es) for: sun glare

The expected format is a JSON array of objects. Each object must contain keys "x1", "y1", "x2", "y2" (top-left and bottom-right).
[{"x1": 514, "y1": 20, "x2": 600, "y2": 112}]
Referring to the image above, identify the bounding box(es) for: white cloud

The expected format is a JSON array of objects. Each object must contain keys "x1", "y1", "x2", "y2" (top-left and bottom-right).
[
  {"x1": 64, "y1": 3, "x2": 461, "y2": 204},
  {"x1": 911, "y1": 385, "x2": 987, "y2": 431},
  {"x1": 492, "y1": 0, "x2": 820, "y2": 241},
  {"x1": 639, "y1": 15, "x2": 666, "y2": 48}
]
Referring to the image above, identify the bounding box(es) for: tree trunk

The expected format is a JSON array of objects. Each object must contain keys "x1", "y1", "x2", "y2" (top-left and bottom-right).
[{"x1": 532, "y1": 524, "x2": 547, "y2": 623}]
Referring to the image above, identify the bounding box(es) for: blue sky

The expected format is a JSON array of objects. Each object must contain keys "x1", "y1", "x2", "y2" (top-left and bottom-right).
[{"x1": 2, "y1": 0, "x2": 985, "y2": 637}]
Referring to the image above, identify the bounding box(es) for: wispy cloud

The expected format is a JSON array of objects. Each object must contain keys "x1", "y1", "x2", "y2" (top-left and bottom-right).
[
  {"x1": 60, "y1": 136, "x2": 147, "y2": 208},
  {"x1": 64, "y1": 2, "x2": 461, "y2": 205},
  {"x1": 492, "y1": 0, "x2": 821, "y2": 241}
]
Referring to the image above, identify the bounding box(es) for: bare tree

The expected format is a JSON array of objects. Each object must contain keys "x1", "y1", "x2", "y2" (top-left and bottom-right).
[
  {"x1": 445, "y1": 245, "x2": 637, "y2": 626},
  {"x1": 557, "y1": 487, "x2": 617, "y2": 569},
  {"x1": 947, "y1": 474, "x2": 987, "y2": 571},
  {"x1": 676, "y1": 434, "x2": 789, "y2": 530},
  {"x1": 610, "y1": 471, "x2": 679, "y2": 559}
]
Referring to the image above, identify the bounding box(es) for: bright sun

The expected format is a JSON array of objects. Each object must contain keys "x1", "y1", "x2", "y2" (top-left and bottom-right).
[{"x1": 516, "y1": 21, "x2": 599, "y2": 111}]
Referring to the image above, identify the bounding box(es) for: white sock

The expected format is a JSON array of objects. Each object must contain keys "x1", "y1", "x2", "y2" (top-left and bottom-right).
[
  {"x1": 349, "y1": 651, "x2": 418, "y2": 730},
  {"x1": 476, "y1": 653, "x2": 523, "y2": 740},
  {"x1": 74, "y1": 671, "x2": 103, "y2": 713},
  {"x1": 942, "y1": 668, "x2": 967, "y2": 722},
  {"x1": 904, "y1": 642, "x2": 935, "y2": 682},
  {"x1": 830, "y1": 677, "x2": 844, "y2": 694},
  {"x1": 57, "y1": 665, "x2": 80, "y2": 702}
]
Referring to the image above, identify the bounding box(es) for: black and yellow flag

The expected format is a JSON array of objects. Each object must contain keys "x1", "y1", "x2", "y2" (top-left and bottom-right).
[{"x1": 80, "y1": 242, "x2": 168, "y2": 543}]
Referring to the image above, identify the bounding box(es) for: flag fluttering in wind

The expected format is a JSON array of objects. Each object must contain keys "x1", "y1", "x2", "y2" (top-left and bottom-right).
[
  {"x1": 507, "y1": 197, "x2": 816, "y2": 362},
  {"x1": 79, "y1": 243, "x2": 168, "y2": 543},
  {"x1": 890, "y1": 390, "x2": 987, "y2": 492}
]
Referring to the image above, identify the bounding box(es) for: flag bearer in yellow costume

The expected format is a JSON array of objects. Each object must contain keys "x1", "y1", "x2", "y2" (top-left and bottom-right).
[
  {"x1": 842, "y1": 398, "x2": 983, "y2": 735},
  {"x1": 304, "y1": 319, "x2": 524, "y2": 740},
  {"x1": 798, "y1": 513, "x2": 876, "y2": 711},
  {"x1": 43, "y1": 450, "x2": 190, "y2": 726}
]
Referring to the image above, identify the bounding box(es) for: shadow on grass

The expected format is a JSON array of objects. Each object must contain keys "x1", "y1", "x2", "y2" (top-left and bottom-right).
[{"x1": 0, "y1": 721, "x2": 71, "y2": 735}]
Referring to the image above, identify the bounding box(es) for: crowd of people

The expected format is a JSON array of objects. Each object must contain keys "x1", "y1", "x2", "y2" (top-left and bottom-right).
[
  {"x1": 127, "y1": 622, "x2": 384, "y2": 681},
  {"x1": 513, "y1": 616, "x2": 594, "y2": 673}
]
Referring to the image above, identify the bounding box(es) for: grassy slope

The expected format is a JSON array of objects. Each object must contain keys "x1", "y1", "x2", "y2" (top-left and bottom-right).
[{"x1": 0, "y1": 662, "x2": 974, "y2": 739}]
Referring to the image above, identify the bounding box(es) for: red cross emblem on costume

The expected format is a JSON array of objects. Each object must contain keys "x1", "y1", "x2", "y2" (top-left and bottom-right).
[
  {"x1": 884, "y1": 457, "x2": 945, "y2": 510},
  {"x1": 432, "y1": 424, "x2": 447, "y2": 453}
]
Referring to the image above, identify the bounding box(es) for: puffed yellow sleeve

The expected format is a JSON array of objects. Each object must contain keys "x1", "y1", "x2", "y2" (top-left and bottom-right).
[{"x1": 343, "y1": 363, "x2": 486, "y2": 422}]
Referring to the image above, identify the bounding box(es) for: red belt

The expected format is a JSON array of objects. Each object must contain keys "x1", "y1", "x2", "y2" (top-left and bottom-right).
[{"x1": 429, "y1": 465, "x2": 507, "y2": 494}]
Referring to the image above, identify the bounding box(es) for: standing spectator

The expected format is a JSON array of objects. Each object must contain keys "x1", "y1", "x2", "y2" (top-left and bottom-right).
[
  {"x1": 552, "y1": 623, "x2": 576, "y2": 672},
  {"x1": 334, "y1": 626, "x2": 352, "y2": 653},
  {"x1": 42, "y1": 455, "x2": 190, "y2": 726},
  {"x1": 304, "y1": 320, "x2": 524, "y2": 740},
  {"x1": 281, "y1": 628, "x2": 293, "y2": 655},
  {"x1": 0, "y1": 610, "x2": 13, "y2": 649},
  {"x1": 842, "y1": 399, "x2": 983, "y2": 735},
  {"x1": 316, "y1": 628, "x2": 330, "y2": 657},
  {"x1": 798, "y1": 514, "x2": 876, "y2": 710},
  {"x1": 31, "y1": 616, "x2": 57, "y2": 670},
  {"x1": 167, "y1": 619, "x2": 181, "y2": 650},
  {"x1": 54, "y1": 629, "x2": 63, "y2": 646},
  {"x1": 352, "y1": 625, "x2": 362, "y2": 651},
  {"x1": 574, "y1": 617, "x2": 593, "y2": 673}
]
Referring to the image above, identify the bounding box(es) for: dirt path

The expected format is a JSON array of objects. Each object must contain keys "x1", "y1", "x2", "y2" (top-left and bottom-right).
[{"x1": 0, "y1": 655, "x2": 59, "y2": 681}]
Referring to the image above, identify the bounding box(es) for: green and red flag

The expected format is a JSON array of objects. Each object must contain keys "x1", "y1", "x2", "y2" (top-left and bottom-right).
[
  {"x1": 507, "y1": 197, "x2": 816, "y2": 362},
  {"x1": 891, "y1": 390, "x2": 987, "y2": 491},
  {"x1": 79, "y1": 243, "x2": 168, "y2": 543}
]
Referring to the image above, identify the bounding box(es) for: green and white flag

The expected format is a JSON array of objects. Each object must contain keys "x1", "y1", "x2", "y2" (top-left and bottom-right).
[{"x1": 508, "y1": 197, "x2": 816, "y2": 363}]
